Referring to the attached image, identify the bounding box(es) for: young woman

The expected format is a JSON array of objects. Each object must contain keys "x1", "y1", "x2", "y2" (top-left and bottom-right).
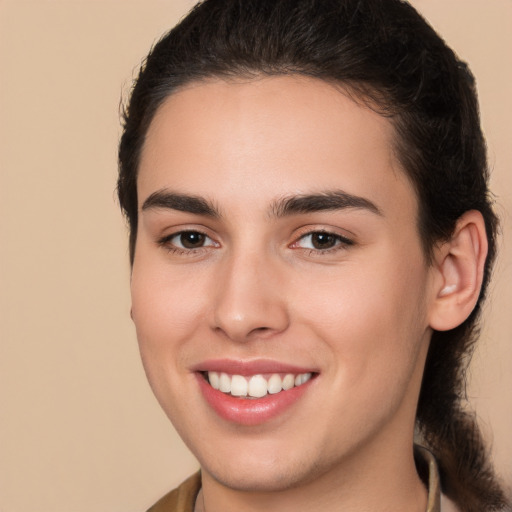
[{"x1": 118, "y1": 1, "x2": 510, "y2": 510}]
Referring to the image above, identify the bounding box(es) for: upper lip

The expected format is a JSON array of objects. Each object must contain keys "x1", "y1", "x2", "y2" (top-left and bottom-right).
[{"x1": 191, "y1": 358, "x2": 318, "y2": 376}]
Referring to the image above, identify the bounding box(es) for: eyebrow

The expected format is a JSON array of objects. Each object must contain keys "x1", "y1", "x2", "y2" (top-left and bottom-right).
[
  {"x1": 270, "y1": 190, "x2": 382, "y2": 218},
  {"x1": 142, "y1": 190, "x2": 220, "y2": 218},
  {"x1": 141, "y1": 189, "x2": 382, "y2": 218}
]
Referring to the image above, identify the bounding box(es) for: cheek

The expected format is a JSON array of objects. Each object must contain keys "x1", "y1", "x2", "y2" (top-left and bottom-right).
[
  {"x1": 129, "y1": 254, "x2": 212, "y2": 424},
  {"x1": 130, "y1": 253, "x2": 211, "y2": 365},
  {"x1": 294, "y1": 252, "x2": 430, "y2": 387}
]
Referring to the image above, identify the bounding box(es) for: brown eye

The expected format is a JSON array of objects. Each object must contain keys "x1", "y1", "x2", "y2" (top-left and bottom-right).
[
  {"x1": 179, "y1": 231, "x2": 206, "y2": 248},
  {"x1": 293, "y1": 231, "x2": 353, "y2": 252},
  {"x1": 160, "y1": 230, "x2": 217, "y2": 252},
  {"x1": 310, "y1": 232, "x2": 337, "y2": 249}
]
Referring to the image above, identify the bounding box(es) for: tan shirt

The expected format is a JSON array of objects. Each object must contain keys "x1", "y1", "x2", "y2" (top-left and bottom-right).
[{"x1": 146, "y1": 447, "x2": 456, "y2": 512}]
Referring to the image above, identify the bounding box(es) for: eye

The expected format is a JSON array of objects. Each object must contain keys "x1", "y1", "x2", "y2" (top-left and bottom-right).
[
  {"x1": 160, "y1": 230, "x2": 218, "y2": 251},
  {"x1": 293, "y1": 231, "x2": 353, "y2": 252}
]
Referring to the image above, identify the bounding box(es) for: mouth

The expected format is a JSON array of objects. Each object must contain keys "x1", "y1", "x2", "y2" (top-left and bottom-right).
[
  {"x1": 194, "y1": 360, "x2": 318, "y2": 425},
  {"x1": 202, "y1": 371, "x2": 315, "y2": 398}
]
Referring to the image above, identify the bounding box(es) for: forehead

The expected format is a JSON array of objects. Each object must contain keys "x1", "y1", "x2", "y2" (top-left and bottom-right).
[{"x1": 138, "y1": 75, "x2": 418, "y2": 222}]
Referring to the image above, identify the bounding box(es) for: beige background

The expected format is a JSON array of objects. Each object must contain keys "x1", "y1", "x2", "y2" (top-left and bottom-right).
[{"x1": 0, "y1": 1, "x2": 510, "y2": 511}]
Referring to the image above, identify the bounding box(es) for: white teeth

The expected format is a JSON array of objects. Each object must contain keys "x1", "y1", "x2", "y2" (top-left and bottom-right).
[
  {"x1": 248, "y1": 375, "x2": 268, "y2": 398},
  {"x1": 303, "y1": 372, "x2": 312, "y2": 384},
  {"x1": 282, "y1": 374, "x2": 295, "y2": 390},
  {"x1": 267, "y1": 374, "x2": 282, "y2": 394},
  {"x1": 295, "y1": 372, "x2": 312, "y2": 386},
  {"x1": 219, "y1": 372, "x2": 231, "y2": 393},
  {"x1": 209, "y1": 371, "x2": 220, "y2": 390},
  {"x1": 230, "y1": 375, "x2": 248, "y2": 396},
  {"x1": 207, "y1": 371, "x2": 313, "y2": 398}
]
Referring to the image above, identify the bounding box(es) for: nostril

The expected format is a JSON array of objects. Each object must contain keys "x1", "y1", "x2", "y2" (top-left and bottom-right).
[{"x1": 248, "y1": 326, "x2": 275, "y2": 338}]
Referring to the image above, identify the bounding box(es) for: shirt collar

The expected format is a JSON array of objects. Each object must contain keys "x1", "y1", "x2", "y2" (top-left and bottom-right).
[{"x1": 415, "y1": 445, "x2": 441, "y2": 512}]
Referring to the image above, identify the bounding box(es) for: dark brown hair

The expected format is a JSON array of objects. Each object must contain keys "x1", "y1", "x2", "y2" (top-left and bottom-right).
[{"x1": 118, "y1": 1, "x2": 509, "y2": 509}]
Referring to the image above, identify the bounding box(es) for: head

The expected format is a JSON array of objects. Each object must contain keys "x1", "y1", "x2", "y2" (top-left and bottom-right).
[{"x1": 118, "y1": 0, "x2": 504, "y2": 509}]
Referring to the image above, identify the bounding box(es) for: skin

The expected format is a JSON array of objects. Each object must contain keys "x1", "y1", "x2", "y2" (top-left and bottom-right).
[{"x1": 131, "y1": 76, "x2": 446, "y2": 512}]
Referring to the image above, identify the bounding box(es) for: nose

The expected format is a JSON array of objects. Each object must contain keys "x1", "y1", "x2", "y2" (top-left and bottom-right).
[{"x1": 211, "y1": 249, "x2": 290, "y2": 343}]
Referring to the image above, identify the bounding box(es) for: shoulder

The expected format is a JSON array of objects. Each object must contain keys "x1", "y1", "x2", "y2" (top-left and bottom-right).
[{"x1": 146, "y1": 472, "x2": 201, "y2": 512}]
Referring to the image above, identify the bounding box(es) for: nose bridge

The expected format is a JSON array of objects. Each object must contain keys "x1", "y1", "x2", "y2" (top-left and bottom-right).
[{"x1": 212, "y1": 241, "x2": 289, "y2": 342}]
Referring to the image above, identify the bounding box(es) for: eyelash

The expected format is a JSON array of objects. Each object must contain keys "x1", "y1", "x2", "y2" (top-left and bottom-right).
[
  {"x1": 291, "y1": 230, "x2": 354, "y2": 256},
  {"x1": 158, "y1": 230, "x2": 217, "y2": 255},
  {"x1": 157, "y1": 229, "x2": 354, "y2": 256}
]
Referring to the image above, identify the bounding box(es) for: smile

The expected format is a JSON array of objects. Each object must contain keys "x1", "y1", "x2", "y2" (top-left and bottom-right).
[
  {"x1": 206, "y1": 371, "x2": 313, "y2": 398},
  {"x1": 195, "y1": 361, "x2": 318, "y2": 425}
]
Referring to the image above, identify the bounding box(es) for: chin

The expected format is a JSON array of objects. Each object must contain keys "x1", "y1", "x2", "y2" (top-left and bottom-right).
[
  {"x1": 197, "y1": 444, "x2": 333, "y2": 494},
  {"x1": 205, "y1": 463, "x2": 316, "y2": 493}
]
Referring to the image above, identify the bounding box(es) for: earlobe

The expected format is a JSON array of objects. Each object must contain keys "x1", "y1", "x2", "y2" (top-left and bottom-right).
[{"x1": 428, "y1": 210, "x2": 488, "y2": 331}]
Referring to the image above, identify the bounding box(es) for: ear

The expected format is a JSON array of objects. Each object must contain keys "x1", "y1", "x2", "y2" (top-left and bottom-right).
[{"x1": 428, "y1": 210, "x2": 488, "y2": 331}]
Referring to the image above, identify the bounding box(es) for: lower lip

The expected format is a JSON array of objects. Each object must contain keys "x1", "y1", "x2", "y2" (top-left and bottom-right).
[{"x1": 196, "y1": 373, "x2": 314, "y2": 426}]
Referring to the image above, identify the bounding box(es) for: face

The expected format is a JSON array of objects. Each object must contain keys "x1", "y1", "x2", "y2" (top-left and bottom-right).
[{"x1": 131, "y1": 76, "x2": 436, "y2": 492}]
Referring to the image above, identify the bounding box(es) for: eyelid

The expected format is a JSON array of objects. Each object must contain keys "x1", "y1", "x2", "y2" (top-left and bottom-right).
[
  {"x1": 157, "y1": 227, "x2": 220, "y2": 254},
  {"x1": 290, "y1": 227, "x2": 354, "y2": 253},
  {"x1": 156, "y1": 225, "x2": 354, "y2": 256}
]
